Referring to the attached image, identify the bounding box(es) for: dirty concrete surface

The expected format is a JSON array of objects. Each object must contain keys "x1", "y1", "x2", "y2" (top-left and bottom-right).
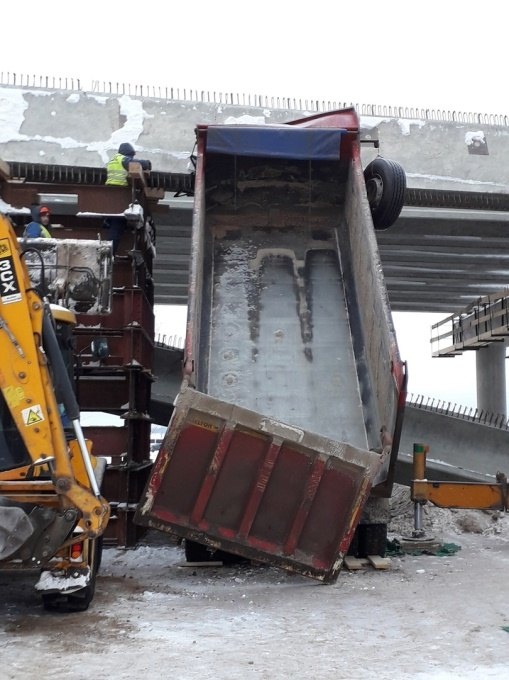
[{"x1": 1, "y1": 488, "x2": 508, "y2": 680}]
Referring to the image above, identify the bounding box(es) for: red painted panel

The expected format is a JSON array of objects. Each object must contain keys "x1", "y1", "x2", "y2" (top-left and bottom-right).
[
  {"x1": 250, "y1": 445, "x2": 312, "y2": 546},
  {"x1": 152, "y1": 422, "x2": 219, "y2": 519},
  {"x1": 203, "y1": 429, "x2": 270, "y2": 531},
  {"x1": 297, "y1": 463, "x2": 360, "y2": 567},
  {"x1": 135, "y1": 388, "x2": 380, "y2": 582}
]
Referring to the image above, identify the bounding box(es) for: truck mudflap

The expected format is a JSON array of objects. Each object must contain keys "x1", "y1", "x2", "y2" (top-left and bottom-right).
[{"x1": 135, "y1": 388, "x2": 386, "y2": 583}]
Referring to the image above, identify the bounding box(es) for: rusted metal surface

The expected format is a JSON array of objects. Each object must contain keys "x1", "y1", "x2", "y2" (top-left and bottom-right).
[
  {"x1": 76, "y1": 287, "x2": 154, "y2": 338},
  {"x1": 101, "y1": 459, "x2": 153, "y2": 547},
  {"x1": 78, "y1": 368, "x2": 152, "y2": 414},
  {"x1": 2, "y1": 182, "x2": 137, "y2": 216},
  {"x1": 6, "y1": 162, "x2": 194, "y2": 195},
  {"x1": 136, "y1": 388, "x2": 383, "y2": 582},
  {"x1": 81, "y1": 425, "x2": 128, "y2": 463},
  {"x1": 0, "y1": 171, "x2": 157, "y2": 548},
  {"x1": 8, "y1": 161, "x2": 509, "y2": 212}
]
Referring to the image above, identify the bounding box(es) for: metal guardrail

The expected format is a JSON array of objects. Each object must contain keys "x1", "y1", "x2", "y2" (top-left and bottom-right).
[
  {"x1": 154, "y1": 333, "x2": 184, "y2": 350},
  {"x1": 405, "y1": 188, "x2": 509, "y2": 212},
  {"x1": 407, "y1": 393, "x2": 509, "y2": 431},
  {"x1": 7, "y1": 162, "x2": 195, "y2": 195},
  {"x1": 431, "y1": 289, "x2": 509, "y2": 357},
  {"x1": 1, "y1": 71, "x2": 509, "y2": 127}
]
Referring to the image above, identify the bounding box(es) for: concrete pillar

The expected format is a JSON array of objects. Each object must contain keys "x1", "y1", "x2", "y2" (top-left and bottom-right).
[{"x1": 476, "y1": 343, "x2": 507, "y2": 416}]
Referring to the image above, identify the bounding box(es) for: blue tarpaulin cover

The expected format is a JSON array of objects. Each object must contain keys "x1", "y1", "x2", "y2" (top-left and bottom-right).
[{"x1": 206, "y1": 126, "x2": 344, "y2": 161}]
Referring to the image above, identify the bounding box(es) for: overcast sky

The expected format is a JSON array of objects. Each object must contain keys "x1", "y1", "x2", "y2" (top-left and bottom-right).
[
  {"x1": 2, "y1": 1, "x2": 507, "y2": 115},
  {"x1": 4, "y1": 0, "x2": 506, "y2": 411}
]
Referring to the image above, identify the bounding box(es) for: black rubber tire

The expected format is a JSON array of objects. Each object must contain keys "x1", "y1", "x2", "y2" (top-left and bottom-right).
[
  {"x1": 346, "y1": 527, "x2": 360, "y2": 557},
  {"x1": 363, "y1": 157, "x2": 406, "y2": 230},
  {"x1": 42, "y1": 536, "x2": 103, "y2": 613},
  {"x1": 184, "y1": 539, "x2": 217, "y2": 563},
  {"x1": 184, "y1": 539, "x2": 248, "y2": 565},
  {"x1": 357, "y1": 523, "x2": 388, "y2": 558},
  {"x1": 94, "y1": 535, "x2": 104, "y2": 573}
]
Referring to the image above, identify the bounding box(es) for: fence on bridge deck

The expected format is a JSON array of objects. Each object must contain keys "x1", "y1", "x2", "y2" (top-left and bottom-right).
[
  {"x1": 407, "y1": 392, "x2": 509, "y2": 431},
  {"x1": 1, "y1": 71, "x2": 509, "y2": 127}
]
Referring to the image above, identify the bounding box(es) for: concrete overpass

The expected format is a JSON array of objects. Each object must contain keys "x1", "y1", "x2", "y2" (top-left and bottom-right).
[
  {"x1": 1, "y1": 76, "x2": 509, "y2": 472},
  {"x1": 2, "y1": 77, "x2": 509, "y2": 313}
]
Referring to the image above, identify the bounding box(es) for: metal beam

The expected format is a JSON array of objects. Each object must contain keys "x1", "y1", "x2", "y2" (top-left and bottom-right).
[{"x1": 4, "y1": 164, "x2": 509, "y2": 313}]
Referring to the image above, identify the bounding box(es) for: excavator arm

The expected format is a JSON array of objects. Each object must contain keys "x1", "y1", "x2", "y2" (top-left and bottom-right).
[{"x1": 0, "y1": 214, "x2": 109, "y2": 565}]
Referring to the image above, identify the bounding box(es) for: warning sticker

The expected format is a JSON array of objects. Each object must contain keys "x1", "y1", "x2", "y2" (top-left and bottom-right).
[
  {"x1": 0, "y1": 246, "x2": 21, "y2": 304},
  {"x1": 22, "y1": 404, "x2": 45, "y2": 426},
  {"x1": 0, "y1": 239, "x2": 12, "y2": 258}
]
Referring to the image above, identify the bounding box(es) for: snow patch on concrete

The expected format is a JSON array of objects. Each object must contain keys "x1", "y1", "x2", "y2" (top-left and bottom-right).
[{"x1": 0, "y1": 88, "x2": 29, "y2": 143}]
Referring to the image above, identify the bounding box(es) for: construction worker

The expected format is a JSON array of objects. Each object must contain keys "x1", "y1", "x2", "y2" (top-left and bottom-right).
[
  {"x1": 104, "y1": 144, "x2": 152, "y2": 254},
  {"x1": 23, "y1": 205, "x2": 52, "y2": 238},
  {"x1": 105, "y1": 143, "x2": 151, "y2": 187}
]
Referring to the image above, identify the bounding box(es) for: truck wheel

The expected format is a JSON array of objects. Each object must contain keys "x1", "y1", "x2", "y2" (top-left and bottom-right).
[
  {"x1": 184, "y1": 539, "x2": 248, "y2": 565},
  {"x1": 363, "y1": 157, "x2": 406, "y2": 230},
  {"x1": 346, "y1": 527, "x2": 360, "y2": 557},
  {"x1": 184, "y1": 539, "x2": 217, "y2": 563},
  {"x1": 357, "y1": 523, "x2": 387, "y2": 558},
  {"x1": 42, "y1": 536, "x2": 103, "y2": 613}
]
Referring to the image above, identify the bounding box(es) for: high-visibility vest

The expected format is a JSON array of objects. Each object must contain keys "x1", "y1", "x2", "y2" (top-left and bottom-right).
[
  {"x1": 23, "y1": 222, "x2": 51, "y2": 238},
  {"x1": 106, "y1": 153, "x2": 128, "y2": 186}
]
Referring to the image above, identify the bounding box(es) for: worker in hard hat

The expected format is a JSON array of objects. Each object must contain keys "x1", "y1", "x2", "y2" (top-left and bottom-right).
[
  {"x1": 105, "y1": 143, "x2": 152, "y2": 187},
  {"x1": 23, "y1": 205, "x2": 52, "y2": 238}
]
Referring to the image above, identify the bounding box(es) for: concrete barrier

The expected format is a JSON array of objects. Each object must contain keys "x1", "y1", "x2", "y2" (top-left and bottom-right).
[{"x1": 1, "y1": 81, "x2": 509, "y2": 194}]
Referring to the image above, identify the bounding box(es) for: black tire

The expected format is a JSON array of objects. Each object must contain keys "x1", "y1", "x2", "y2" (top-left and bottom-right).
[
  {"x1": 364, "y1": 157, "x2": 406, "y2": 230},
  {"x1": 346, "y1": 527, "x2": 360, "y2": 557},
  {"x1": 357, "y1": 523, "x2": 388, "y2": 558},
  {"x1": 184, "y1": 539, "x2": 248, "y2": 566},
  {"x1": 184, "y1": 539, "x2": 217, "y2": 563},
  {"x1": 42, "y1": 536, "x2": 103, "y2": 613}
]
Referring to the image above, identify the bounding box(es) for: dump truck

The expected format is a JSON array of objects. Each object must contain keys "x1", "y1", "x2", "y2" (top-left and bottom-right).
[
  {"x1": 0, "y1": 214, "x2": 111, "y2": 610},
  {"x1": 135, "y1": 108, "x2": 407, "y2": 583}
]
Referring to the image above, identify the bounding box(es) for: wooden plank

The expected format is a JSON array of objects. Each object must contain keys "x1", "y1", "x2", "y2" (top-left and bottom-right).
[
  {"x1": 367, "y1": 555, "x2": 391, "y2": 570},
  {"x1": 343, "y1": 556, "x2": 369, "y2": 570},
  {"x1": 128, "y1": 162, "x2": 148, "y2": 189},
  {"x1": 144, "y1": 187, "x2": 165, "y2": 200},
  {"x1": 177, "y1": 561, "x2": 224, "y2": 568}
]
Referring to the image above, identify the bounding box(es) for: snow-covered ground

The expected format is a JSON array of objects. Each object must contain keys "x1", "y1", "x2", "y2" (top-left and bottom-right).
[{"x1": 1, "y1": 487, "x2": 508, "y2": 680}]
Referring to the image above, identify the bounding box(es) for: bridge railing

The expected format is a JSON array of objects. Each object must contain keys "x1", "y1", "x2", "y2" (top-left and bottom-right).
[
  {"x1": 155, "y1": 333, "x2": 184, "y2": 350},
  {"x1": 407, "y1": 393, "x2": 509, "y2": 430},
  {"x1": 1, "y1": 71, "x2": 509, "y2": 127},
  {"x1": 431, "y1": 289, "x2": 509, "y2": 357}
]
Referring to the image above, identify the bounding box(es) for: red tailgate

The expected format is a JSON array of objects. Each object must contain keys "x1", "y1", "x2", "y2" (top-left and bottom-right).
[{"x1": 135, "y1": 388, "x2": 384, "y2": 583}]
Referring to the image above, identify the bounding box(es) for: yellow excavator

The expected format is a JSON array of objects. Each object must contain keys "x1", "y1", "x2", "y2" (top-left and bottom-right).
[{"x1": 0, "y1": 214, "x2": 110, "y2": 611}]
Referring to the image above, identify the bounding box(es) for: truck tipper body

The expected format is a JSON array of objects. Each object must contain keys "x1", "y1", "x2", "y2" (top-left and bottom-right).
[{"x1": 136, "y1": 108, "x2": 407, "y2": 582}]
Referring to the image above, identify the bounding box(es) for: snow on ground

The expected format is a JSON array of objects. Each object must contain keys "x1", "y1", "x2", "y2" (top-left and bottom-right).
[{"x1": 1, "y1": 487, "x2": 509, "y2": 680}]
